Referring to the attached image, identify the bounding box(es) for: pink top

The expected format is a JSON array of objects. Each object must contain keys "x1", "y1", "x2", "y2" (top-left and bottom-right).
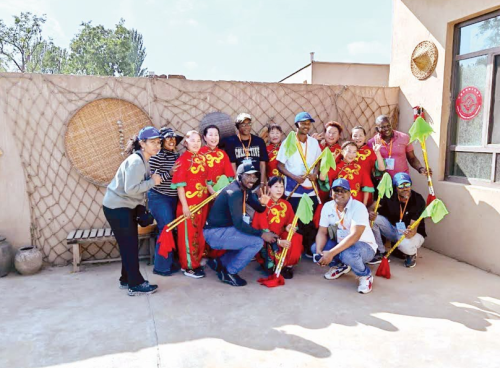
[{"x1": 367, "y1": 130, "x2": 414, "y2": 177}]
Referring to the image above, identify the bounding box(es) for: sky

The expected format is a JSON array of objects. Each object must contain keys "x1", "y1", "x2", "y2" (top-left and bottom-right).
[{"x1": 0, "y1": 0, "x2": 393, "y2": 82}]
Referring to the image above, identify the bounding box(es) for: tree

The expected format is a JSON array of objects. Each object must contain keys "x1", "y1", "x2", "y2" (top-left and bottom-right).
[
  {"x1": 0, "y1": 12, "x2": 47, "y2": 72},
  {"x1": 68, "y1": 19, "x2": 147, "y2": 77}
]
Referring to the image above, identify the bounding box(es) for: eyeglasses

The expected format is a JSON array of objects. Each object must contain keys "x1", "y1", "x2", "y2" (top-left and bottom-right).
[
  {"x1": 397, "y1": 182, "x2": 412, "y2": 189},
  {"x1": 333, "y1": 188, "x2": 350, "y2": 194},
  {"x1": 239, "y1": 123, "x2": 252, "y2": 127}
]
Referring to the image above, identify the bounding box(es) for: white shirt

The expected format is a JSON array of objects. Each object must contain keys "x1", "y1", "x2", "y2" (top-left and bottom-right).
[
  {"x1": 319, "y1": 198, "x2": 377, "y2": 251},
  {"x1": 276, "y1": 135, "x2": 322, "y2": 196}
]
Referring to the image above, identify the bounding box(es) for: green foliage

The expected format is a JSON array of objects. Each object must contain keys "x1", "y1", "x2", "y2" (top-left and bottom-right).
[
  {"x1": 0, "y1": 12, "x2": 47, "y2": 72},
  {"x1": 319, "y1": 148, "x2": 336, "y2": 177},
  {"x1": 376, "y1": 172, "x2": 393, "y2": 199},
  {"x1": 282, "y1": 131, "x2": 298, "y2": 158},
  {"x1": 0, "y1": 13, "x2": 147, "y2": 77}
]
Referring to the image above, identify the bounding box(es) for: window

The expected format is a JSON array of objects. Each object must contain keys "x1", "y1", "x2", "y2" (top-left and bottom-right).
[{"x1": 447, "y1": 10, "x2": 500, "y2": 184}]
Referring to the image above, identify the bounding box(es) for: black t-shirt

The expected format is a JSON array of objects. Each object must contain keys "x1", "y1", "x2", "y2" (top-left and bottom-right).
[
  {"x1": 221, "y1": 134, "x2": 269, "y2": 171},
  {"x1": 378, "y1": 190, "x2": 427, "y2": 237}
]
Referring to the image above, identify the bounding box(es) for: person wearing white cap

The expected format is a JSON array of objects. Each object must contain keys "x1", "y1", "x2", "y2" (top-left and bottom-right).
[{"x1": 220, "y1": 113, "x2": 269, "y2": 186}]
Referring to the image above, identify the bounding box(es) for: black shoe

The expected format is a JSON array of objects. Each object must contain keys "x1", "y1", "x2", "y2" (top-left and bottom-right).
[
  {"x1": 207, "y1": 258, "x2": 222, "y2": 272},
  {"x1": 183, "y1": 267, "x2": 205, "y2": 279},
  {"x1": 405, "y1": 254, "x2": 417, "y2": 268},
  {"x1": 128, "y1": 281, "x2": 158, "y2": 296},
  {"x1": 367, "y1": 252, "x2": 390, "y2": 265},
  {"x1": 218, "y1": 269, "x2": 247, "y2": 286},
  {"x1": 281, "y1": 266, "x2": 294, "y2": 279}
]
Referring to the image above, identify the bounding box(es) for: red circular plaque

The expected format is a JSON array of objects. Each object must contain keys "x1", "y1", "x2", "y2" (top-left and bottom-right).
[{"x1": 456, "y1": 86, "x2": 482, "y2": 120}]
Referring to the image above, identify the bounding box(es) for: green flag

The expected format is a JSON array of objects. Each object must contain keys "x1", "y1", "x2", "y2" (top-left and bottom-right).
[
  {"x1": 282, "y1": 131, "x2": 298, "y2": 158},
  {"x1": 377, "y1": 172, "x2": 393, "y2": 199},
  {"x1": 213, "y1": 175, "x2": 230, "y2": 192},
  {"x1": 320, "y1": 148, "x2": 336, "y2": 177},
  {"x1": 419, "y1": 199, "x2": 449, "y2": 223},
  {"x1": 409, "y1": 117, "x2": 435, "y2": 144},
  {"x1": 296, "y1": 195, "x2": 314, "y2": 224}
]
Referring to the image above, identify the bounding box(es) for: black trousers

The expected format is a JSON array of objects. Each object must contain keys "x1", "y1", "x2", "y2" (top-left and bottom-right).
[
  {"x1": 103, "y1": 206, "x2": 145, "y2": 287},
  {"x1": 288, "y1": 195, "x2": 319, "y2": 255}
]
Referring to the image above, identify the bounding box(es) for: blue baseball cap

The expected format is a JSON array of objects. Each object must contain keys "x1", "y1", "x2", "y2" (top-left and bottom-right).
[
  {"x1": 393, "y1": 172, "x2": 412, "y2": 186},
  {"x1": 138, "y1": 126, "x2": 161, "y2": 140},
  {"x1": 294, "y1": 112, "x2": 315, "y2": 124},
  {"x1": 331, "y1": 178, "x2": 350, "y2": 191}
]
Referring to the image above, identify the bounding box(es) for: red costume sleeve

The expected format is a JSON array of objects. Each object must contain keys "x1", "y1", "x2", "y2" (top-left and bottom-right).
[{"x1": 171, "y1": 155, "x2": 188, "y2": 187}]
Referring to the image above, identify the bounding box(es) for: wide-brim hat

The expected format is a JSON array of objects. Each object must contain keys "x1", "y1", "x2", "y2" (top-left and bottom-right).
[
  {"x1": 159, "y1": 127, "x2": 183, "y2": 145},
  {"x1": 411, "y1": 41, "x2": 438, "y2": 80}
]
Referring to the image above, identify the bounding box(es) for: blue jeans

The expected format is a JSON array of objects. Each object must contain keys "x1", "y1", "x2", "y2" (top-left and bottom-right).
[
  {"x1": 147, "y1": 190, "x2": 177, "y2": 272},
  {"x1": 311, "y1": 240, "x2": 375, "y2": 277},
  {"x1": 372, "y1": 215, "x2": 424, "y2": 255},
  {"x1": 203, "y1": 227, "x2": 263, "y2": 274}
]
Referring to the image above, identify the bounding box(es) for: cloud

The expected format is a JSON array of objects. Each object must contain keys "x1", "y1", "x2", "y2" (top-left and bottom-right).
[
  {"x1": 218, "y1": 34, "x2": 238, "y2": 45},
  {"x1": 168, "y1": 18, "x2": 198, "y2": 27},
  {"x1": 347, "y1": 41, "x2": 389, "y2": 56},
  {"x1": 184, "y1": 61, "x2": 198, "y2": 70}
]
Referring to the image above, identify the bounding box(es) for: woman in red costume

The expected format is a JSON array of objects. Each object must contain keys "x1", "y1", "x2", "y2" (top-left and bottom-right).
[
  {"x1": 351, "y1": 125, "x2": 385, "y2": 188},
  {"x1": 266, "y1": 124, "x2": 284, "y2": 179},
  {"x1": 199, "y1": 124, "x2": 235, "y2": 192},
  {"x1": 199, "y1": 124, "x2": 234, "y2": 259},
  {"x1": 252, "y1": 176, "x2": 303, "y2": 279},
  {"x1": 317, "y1": 121, "x2": 344, "y2": 203},
  {"x1": 171, "y1": 130, "x2": 210, "y2": 279}
]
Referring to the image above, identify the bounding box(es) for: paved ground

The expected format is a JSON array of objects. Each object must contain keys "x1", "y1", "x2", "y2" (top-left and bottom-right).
[{"x1": 1, "y1": 248, "x2": 500, "y2": 368}]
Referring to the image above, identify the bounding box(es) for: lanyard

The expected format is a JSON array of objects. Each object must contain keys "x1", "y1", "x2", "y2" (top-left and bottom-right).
[
  {"x1": 238, "y1": 134, "x2": 252, "y2": 158},
  {"x1": 380, "y1": 134, "x2": 394, "y2": 157},
  {"x1": 335, "y1": 207, "x2": 347, "y2": 229},
  {"x1": 296, "y1": 137, "x2": 308, "y2": 163},
  {"x1": 243, "y1": 190, "x2": 246, "y2": 215},
  {"x1": 399, "y1": 200, "x2": 409, "y2": 221}
]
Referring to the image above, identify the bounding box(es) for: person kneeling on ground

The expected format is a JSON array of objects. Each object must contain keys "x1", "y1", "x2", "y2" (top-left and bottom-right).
[
  {"x1": 203, "y1": 163, "x2": 279, "y2": 286},
  {"x1": 368, "y1": 172, "x2": 426, "y2": 268},
  {"x1": 312, "y1": 178, "x2": 377, "y2": 294}
]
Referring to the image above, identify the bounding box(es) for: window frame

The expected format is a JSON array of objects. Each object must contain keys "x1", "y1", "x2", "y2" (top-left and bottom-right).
[{"x1": 447, "y1": 9, "x2": 500, "y2": 185}]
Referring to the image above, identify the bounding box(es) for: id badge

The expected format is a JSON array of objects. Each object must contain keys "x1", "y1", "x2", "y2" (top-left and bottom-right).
[
  {"x1": 337, "y1": 229, "x2": 349, "y2": 242},
  {"x1": 385, "y1": 157, "x2": 395, "y2": 170},
  {"x1": 242, "y1": 214, "x2": 251, "y2": 224},
  {"x1": 396, "y1": 221, "x2": 406, "y2": 235},
  {"x1": 242, "y1": 158, "x2": 252, "y2": 165}
]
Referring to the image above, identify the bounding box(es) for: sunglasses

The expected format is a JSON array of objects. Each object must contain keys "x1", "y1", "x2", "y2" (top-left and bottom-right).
[
  {"x1": 397, "y1": 182, "x2": 412, "y2": 189},
  {"x1": 333, "y1": 188, "x2": 350, "y2": 194}
]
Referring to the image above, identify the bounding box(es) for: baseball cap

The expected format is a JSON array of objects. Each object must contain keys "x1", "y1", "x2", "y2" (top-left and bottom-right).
[
  {"x1": 294, "y1": 112, "x2": 315, "y2": 124},
  {"x1": 331, "y1": 178, "x2": 350, "y2": 191},
  {"x1": 138, "y1": 126, "x2": 161, "y2": 140},
  {"x1": 237, "y1": 163, "x2": 259, "y2": 176},
  {"x1": 235, "y1": 113, "x2": 252, "y2": 124},
  {"x1": 393, "y1": 172, "x2": 412, "y2": 186}
]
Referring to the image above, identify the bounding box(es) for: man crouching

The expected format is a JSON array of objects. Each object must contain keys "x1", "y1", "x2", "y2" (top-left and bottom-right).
[
  {"x1": 312, "y1": 178, "x2": 378, "y2": 294},
  {"x1": 203, "y1": 163, "x2": 278, "y2": 286}
]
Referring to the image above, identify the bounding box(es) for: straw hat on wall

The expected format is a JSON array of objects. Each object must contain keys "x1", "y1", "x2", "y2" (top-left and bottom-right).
[{"x1": 411, "y1": 41, "x2": 438, "y2": 80}]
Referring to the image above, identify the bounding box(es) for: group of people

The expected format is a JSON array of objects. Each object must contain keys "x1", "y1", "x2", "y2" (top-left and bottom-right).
[{"x1": 102, "y1": 111, "x2": 432, "y2": 296}]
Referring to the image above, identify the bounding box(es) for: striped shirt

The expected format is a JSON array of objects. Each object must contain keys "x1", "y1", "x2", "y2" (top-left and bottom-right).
[{"x1": 149, "y1": 148, "x2": 179, "y2": 197}]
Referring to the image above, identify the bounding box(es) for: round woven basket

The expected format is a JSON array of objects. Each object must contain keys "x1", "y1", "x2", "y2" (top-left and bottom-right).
[
  {"x1": 65, "y1": 98, "x2": 152, "y2": 187},
  {"x1": 199, "y1": 112, "x2": 235, "y2": 140}
]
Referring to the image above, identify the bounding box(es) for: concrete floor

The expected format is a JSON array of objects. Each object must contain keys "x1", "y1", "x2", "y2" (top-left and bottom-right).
[{"x1": 1, "y1": 248, "x2": 500, "y2": 368}]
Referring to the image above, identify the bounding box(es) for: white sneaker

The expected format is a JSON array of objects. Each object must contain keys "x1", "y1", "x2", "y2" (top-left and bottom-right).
[
  {"x1": 357, "y1": 275, "x2": 373, "y2": 294},
  {"x1": 324, "y1": 264, "x2": 351, "y2": 280}
]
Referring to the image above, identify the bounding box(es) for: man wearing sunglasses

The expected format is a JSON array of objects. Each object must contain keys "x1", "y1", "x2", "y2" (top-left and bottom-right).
[
  {"x1": 312, "y1": 178, "x2": 378, "y2": 294},
  {"x1": 368, "y1": 172, "x2": 426, "y2": 268}
]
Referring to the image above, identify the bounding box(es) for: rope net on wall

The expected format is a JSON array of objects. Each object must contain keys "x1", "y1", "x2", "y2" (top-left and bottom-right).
[{"x1": 0, "y1": 73, "x2": 399, "y2": 265}]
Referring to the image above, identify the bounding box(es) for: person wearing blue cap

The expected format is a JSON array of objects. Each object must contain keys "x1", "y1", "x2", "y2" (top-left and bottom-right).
[
  {"x1": 277, "y1": 111, "x2": 322, "y2": 257},
  {"x1": 368, "y1": 172, "x2": 426, "y2": 268},
  {"x1": 103, "y1": 126, "x2": 163, "y2": 296},
  {"x1": 312, "y1": 178, "x2": 378, "y2": 294}
]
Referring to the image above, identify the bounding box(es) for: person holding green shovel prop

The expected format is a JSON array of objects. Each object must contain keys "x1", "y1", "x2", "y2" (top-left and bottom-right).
[{"x1": 376, "y1": 197, "x2": 448, "y2": 278}]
